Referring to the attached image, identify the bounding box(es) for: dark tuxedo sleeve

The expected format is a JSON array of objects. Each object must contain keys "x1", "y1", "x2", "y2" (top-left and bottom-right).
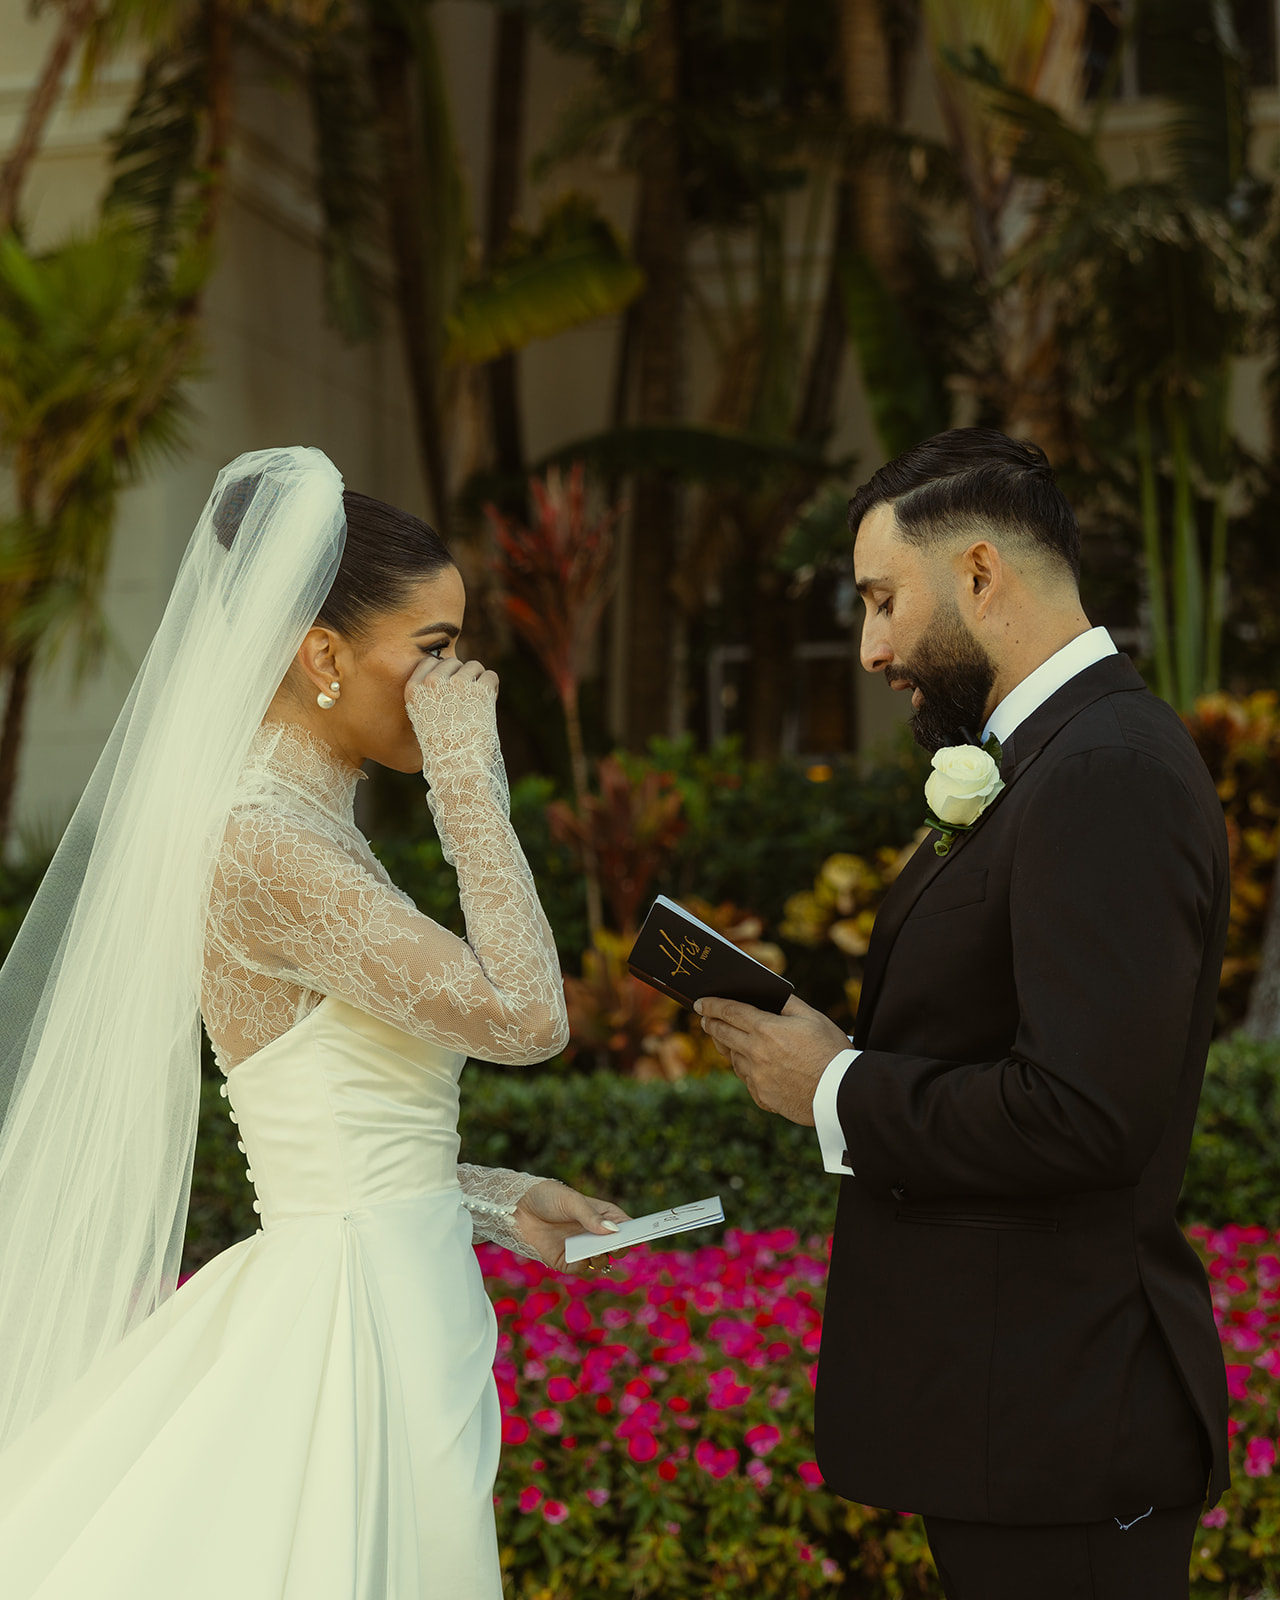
[{"x1": 841, "y1": 745, "x2": 1215, "y2": 1200}]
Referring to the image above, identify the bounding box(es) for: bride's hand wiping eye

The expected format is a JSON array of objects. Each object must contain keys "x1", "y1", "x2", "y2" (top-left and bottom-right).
[{"x1": 404, "y1": 653, "x2": 500, "y2": 700}]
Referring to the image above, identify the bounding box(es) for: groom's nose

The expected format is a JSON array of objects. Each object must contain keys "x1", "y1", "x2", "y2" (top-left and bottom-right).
[{"x1": 860, "y1": 614, "x2": 894, "y2": 674}]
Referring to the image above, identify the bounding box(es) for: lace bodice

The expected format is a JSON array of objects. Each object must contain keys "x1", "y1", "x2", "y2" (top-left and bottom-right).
[{"x1": 202, "y1": 677, "x2": 568, "y2": 1254}]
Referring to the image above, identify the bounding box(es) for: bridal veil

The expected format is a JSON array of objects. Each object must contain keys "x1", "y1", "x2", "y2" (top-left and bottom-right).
[{"x1": 0, "y1": 446, "x2": 346, "y2": 1448}]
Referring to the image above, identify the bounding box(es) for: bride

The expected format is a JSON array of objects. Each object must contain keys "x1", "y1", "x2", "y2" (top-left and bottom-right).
[{"x1": 0, "y1": 446, "x2": 626, "y2": 1598}]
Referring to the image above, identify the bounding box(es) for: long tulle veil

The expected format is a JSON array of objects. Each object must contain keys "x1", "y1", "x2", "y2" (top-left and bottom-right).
[{"x1": 0, "y1": 446, "x2": 346, "y2": 1450}]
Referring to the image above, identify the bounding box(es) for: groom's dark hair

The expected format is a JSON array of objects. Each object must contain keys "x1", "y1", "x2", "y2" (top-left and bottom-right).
[{"x1": 847, "y1": 427, "x2": 1081, "y2": 581}]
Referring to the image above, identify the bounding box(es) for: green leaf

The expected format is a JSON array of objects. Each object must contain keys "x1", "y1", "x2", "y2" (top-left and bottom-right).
[
  {"x1": 535, "y1": 423, "x2": 850, "y2": 490},
  {"x1": 838, "y1": 250, "x2": 948, "y2": 460},
  {"x1": 304, "y1": 17, "x2": 382, "y2": 343},
  {"x1": 446, "y1": 194, "x2": 644, "y2": 364}
]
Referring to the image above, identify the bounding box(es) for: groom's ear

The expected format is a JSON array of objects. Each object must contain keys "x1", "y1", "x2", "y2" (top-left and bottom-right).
[{"x1": 960, "y1": 540, "x2": 1002, "y2": 618}]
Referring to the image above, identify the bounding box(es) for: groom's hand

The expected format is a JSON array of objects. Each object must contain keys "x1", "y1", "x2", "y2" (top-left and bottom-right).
[{"x1": 695, "y1": 994, "x2": 850, "y2": 1126}]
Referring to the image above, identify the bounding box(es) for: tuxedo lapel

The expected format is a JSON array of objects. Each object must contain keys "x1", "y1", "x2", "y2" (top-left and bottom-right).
[{"x1": 852, "y1": 654, "x2": 1147, "y2": 1044}]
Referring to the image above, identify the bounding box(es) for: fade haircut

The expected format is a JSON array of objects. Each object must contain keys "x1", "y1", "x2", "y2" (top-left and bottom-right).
[{"x1": 846, "y1": 427, "x2": 1081, "y2": 581}]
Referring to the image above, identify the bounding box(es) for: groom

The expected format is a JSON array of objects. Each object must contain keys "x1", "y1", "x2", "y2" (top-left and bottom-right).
[{"x1": 698, "y1": 428, "x2": 1230, "y2": 1598}]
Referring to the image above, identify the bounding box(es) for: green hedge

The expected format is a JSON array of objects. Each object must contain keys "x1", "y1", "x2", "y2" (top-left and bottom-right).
[{"x1": 183, "y1": 1030, "x2": 1280, "y2": 1271}]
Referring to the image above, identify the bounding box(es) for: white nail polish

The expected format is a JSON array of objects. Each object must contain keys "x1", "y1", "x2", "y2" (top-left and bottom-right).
[{"x1": 602, "y1": 1220, "x2": 620, "y2": 1233}]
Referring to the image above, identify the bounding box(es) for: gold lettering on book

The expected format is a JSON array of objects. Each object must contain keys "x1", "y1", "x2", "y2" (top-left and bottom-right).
[{"x1": 658, "y1": 927, "x2": 711, "y2": 979}]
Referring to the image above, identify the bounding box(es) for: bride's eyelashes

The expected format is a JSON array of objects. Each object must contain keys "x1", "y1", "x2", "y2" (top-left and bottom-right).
[{"x1": 422, "y1": 640, "x2": 452, "y2": 660}]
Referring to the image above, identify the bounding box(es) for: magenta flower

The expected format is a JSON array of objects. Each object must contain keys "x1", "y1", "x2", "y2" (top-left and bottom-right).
[
  {"x1": 707, "y1": 1368, "x2": 752, "y2": 1409},
  {"x1": 628, "y1": 1430, "x2": 660, "y2": 1462},
  {"x1": 798, "y1": 1460, "x2": 823, "y2": 1487},
  {"x1": 821, "y1": 1557, "x2": 840, "y2": 1580},
  {"x1": 542, "y1": 1500, "x2": 569, "y2": 1525},
  {"x1": 518, "y1": 1486, "x2": 542, "y2": 1513},
  {"x1": 745, "y1": 1422, "x2": 781, "y2": 1457},
  {"x1": 1245, "y1": 1435, "x2": 1276, "y2": 1477},
  {"x1": 694, "y1": 1439, "x2": 739, "y2": 1479},
  {"x1": 502, "y1": 1415, "x2": 530, "y2": 1446},
  {"x1": 585, "y1": 1487, "x2": 610, "y2": 1507},
  {"x1": 546, "y1": 1374, "x2": 578, "y2": 1404},
  {"x1": 746, "y1": 1458, "x2": 772, "y2": 1489},
  {"x1": 1226, "y1": 1364, "x2": 1253, "y2": 1401},
  {"x1": 565, "y1": 1301, "x2": 594, "y2": 1336},
  {"x1": 1202, "y1": 1506, "x2": 1228, "y2": 1528},
  {"x1": 532, "y1": 1408, "x2": 563, "y2": 1434}
]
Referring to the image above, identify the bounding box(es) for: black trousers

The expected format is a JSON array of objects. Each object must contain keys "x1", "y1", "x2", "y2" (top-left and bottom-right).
[{"x1": 924, "y1": 1502, "x2": 1203, "y2": 1600}]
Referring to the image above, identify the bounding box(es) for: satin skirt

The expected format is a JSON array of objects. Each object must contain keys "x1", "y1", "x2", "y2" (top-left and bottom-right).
[{"x1": 0, "y1": 1188, "x2": 502, "y2": 1599}]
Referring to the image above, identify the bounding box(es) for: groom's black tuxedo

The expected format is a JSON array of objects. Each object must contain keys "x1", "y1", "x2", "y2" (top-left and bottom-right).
[{"x1": 814, "y1": 653, "x2": 1230, "y2": 1525}]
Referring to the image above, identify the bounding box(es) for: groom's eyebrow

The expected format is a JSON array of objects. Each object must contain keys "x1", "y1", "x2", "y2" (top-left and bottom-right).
[
  {"x1": 410, "y1": 622, "x2": 462, "y2": 639},
  {"x1": 855, "y1": 577, "x2": 888, "y2": 596}
]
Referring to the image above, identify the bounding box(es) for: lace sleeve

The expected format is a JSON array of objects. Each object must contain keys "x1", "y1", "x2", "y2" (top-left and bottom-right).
[
  {"x1": 209, "y1": 802, "x2": 569, "y2": 1065},
  {"x1": 457, "y1": 1162, "x2": 549, "y2": 1257}
]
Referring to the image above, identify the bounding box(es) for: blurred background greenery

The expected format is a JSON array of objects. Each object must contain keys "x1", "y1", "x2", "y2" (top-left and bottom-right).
[{"x1": 1, "y1": 0, "x2": 1279, "y2": 1235}]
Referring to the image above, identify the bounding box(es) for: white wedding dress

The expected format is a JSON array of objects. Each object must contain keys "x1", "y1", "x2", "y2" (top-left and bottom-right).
[{"x1": 0, "y1": 681, "x2": 568, "y2": 1598}]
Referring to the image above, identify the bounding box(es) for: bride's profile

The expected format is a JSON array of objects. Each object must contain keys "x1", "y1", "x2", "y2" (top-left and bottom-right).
[{"x1": 0, "y1": 445, "x2": 624, "y2": 1598}]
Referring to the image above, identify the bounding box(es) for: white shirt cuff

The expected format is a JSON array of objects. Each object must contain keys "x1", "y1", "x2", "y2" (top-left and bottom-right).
[{"x1": 814, "y1": 1047, "x2": 858, "y2": 1176}]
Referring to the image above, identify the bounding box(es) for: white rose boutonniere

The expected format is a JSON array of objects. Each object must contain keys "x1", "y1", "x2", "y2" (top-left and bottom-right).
[{"x1": 923, "y1": 736, "x2": 1004, "y2": 857}]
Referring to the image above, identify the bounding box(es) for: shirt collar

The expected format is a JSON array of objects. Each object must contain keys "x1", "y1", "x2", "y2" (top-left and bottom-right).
[{"x1": 982, "y1": 627, "x2": 1118, "y2": 749}]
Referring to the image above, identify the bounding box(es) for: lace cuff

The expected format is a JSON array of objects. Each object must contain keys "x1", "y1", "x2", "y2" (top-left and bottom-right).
[{"x1": 458, "y1": 1162, "x2": 547, "y2": 1258}]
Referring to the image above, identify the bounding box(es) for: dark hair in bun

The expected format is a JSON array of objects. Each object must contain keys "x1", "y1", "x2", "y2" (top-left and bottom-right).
[{"x1": 213, "y1": 478, "x2": 454, "y2": 636}]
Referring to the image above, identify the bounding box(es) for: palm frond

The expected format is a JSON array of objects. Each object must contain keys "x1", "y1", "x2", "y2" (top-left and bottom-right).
[
  {"x1": 952, "y1": 46, "x2": 1108, "y2": 199},
  {"x1": 1138, "y1": 0, "x2": 1252, "y2": 210},
  {"x1": 530, "y1": 78, "x2": 641, "y2": 183},
  {"x1": 447, "y1": 193, "x2": 643, "y2": 363},
  {"x1": 839, "y1": 249, "x2": 949, "y2": 459},
  {"x1": 101, "y1": 22, "x2": 210, "y2": 285},
  {"x1": 536, "y1": 421, "x2": 851, "y2": 489},
  {"x1": 304, "y1": 15, "x2": 382, "y2": 342}
]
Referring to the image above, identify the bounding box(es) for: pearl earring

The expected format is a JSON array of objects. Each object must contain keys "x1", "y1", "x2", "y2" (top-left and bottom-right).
[{"x1": 316, "y1": 680, "x2": 340, "y2": 710}]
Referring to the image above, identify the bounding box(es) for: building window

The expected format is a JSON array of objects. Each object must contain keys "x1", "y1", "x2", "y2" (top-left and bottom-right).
[
  {"x1": 706, "y1": 641, "x2": 854, "y2": 758},
  {"x1": 1084, "y1": 0, "x2": 1277, "y2": 100}
]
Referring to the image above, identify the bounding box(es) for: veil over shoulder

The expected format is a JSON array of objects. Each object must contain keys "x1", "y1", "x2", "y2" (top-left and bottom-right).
[{"x1": 0, "y1": 448, "x2": 347, "y2": 1449}]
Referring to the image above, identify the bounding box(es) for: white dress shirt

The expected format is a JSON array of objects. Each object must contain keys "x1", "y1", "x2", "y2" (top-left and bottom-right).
[{"x1": 812, "y1": 626, "x2": 1118, "y2": 1176}]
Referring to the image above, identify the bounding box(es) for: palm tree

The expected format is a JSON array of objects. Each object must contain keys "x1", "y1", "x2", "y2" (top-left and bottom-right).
[
  {"x1": 0, "y1": 225, "x2": 200, "y2": 842},
  {"x1": 0, "y1": 0, "x2": 239, "y2": 845},
  {"x1": 978, "y1": 0, "x2": 1265, "y2": 710},
  {"x1": 922, "y1": 0, "x2": 1091, "y2": 457}
]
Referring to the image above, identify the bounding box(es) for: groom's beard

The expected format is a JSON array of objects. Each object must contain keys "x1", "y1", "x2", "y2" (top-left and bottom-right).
[{"x1": 889, "y1": 600, "x2": 997, "y2": 754}]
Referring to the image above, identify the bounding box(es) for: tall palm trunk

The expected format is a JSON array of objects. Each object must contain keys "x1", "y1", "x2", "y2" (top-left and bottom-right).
[
  {"x1": 0, "y1": 0, "x2": 99, "y2": 233},
  {"x1": 623, "y1": 0, "x2": 685, "y2": 749},
  {"x1": 484, "y1": 7, "x2": 527, "y2": 505},
  {"x1": 368, "y1": 14, "x2": 452, "y2": 535},
  {"x1": 0, "y1": 652, "x2": 36, "y2": 849},
  {"x1": 840, "y1": 0, "x2": 906, "y2": 296}
]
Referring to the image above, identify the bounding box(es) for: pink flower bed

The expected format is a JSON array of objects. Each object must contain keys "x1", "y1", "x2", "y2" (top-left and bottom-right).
[
  {"x1": 479, "y1": 1227, "x2": 880, "y2": 1596},
  {"x1": 482, "y1": 1223, "x2": 1280, "y2": 1597}
]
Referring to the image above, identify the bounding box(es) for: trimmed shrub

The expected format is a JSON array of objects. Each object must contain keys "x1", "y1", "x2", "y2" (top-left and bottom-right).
[
  {"x1": 185, "y1": 1032, "x2": 1280, "y2": 1271},
  {"x1": 1181, "y1": 1034, "x2": 1280, "y2": 1228},
  {"x1": 457, "y1": 1068, "x2": 837, "y2": 1245}
]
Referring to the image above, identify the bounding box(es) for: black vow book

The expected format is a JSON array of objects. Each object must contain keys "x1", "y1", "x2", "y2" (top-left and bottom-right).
[{"x1": 628, "y1": 895, "x2": 795, "y2": 1013}]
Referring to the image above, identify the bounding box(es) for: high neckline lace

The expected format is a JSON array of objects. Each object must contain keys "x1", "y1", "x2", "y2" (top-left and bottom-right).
[{"x1": 247, "y1": 721, "x2": 364, "y2": 825}]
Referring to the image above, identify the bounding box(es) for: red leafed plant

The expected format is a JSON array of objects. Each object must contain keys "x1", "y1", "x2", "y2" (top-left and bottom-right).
[
  {"x1": 547, "y1": 754, "x2": 687, "y2": 937},
  {"x1": 486, "y1": 463, "x2": 620, "y2": 938}
]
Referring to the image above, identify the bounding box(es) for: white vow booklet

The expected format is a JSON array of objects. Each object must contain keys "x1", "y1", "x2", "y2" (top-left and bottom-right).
[{"x1": 564, "y1": 1195, "x2": 725, "y2": 1264}]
